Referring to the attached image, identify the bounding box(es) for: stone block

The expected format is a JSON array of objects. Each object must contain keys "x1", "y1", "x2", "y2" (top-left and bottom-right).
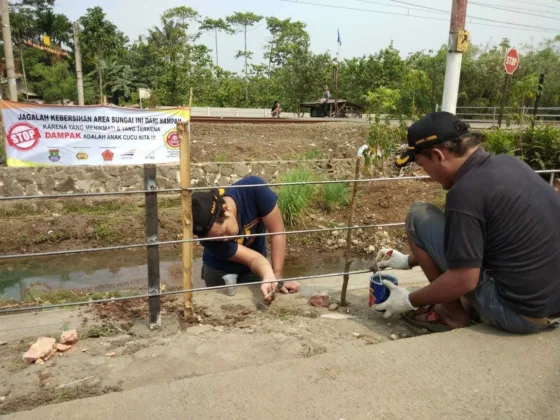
[
  {"x1": 233, "y1": 163, "x2": 249, "y2": 178},
  {"x1": 60, "y1": 329, "x2": 79, "y2": 344},
  {"x1": 23, "y1": 337, "x2": 56, "y2": 363},
  {"x1": 218, "y1": 165, "x2": 234, "y2": 177},
  {"x1": 309, "y1": 293, "x2": 329, "y2": 308},
  {"x1": 203, "y1": 164, "x2": 219, "y2": 174}
]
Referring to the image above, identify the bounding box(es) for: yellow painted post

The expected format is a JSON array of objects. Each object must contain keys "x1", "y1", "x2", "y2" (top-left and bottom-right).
[{"x1": 178, "y1": 117, "x2": 194, "y2": 318}]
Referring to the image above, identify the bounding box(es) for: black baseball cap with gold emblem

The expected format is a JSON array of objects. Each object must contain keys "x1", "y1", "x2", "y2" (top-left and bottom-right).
[
  {"x1": 192, "y1": 188, "x2": 226, "y2": 236},
  {"x1": 395, "y1": 111, "x2": 470, "y2": 168}
]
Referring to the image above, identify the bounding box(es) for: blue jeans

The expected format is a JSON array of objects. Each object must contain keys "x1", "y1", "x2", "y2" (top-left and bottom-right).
[{"x1": 406, "y1": 202, "x2": 550, "y2": 334}]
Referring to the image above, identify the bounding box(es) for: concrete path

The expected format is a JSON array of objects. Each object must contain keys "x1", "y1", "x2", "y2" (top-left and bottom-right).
[{"x1": 5, "y1": 323, "x2": 559, "y2": 419}]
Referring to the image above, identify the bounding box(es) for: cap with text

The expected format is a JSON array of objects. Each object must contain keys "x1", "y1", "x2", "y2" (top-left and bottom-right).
[
  {"x1": 192, "y1": 188, "x2": 225, "y2": 236},
  {"x1": 395, "y1": 111, "x2": 470, "y2": 168}
]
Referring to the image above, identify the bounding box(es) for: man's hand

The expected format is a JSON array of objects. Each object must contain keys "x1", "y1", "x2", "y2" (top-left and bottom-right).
[
  {"x1": 279, "y1": 281, "x2": 300, "y2": 294},
  {"x1": 373, "y1": 249, "x2": 411, "y2": 270},
  {"x1": 261, "y1": 279, "x2": 278, "y2": 304},
  {"x1": 373, "y1": 280, "x2": 416, "y2": 318}
]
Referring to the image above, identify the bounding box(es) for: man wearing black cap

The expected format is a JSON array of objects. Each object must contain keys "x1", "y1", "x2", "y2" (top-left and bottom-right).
[
  {"x1": 372, "y1": 111, "x2": 560, "y2": 334},
  {"x1": 192, "y1": 175, "x2": 300, "y2": 303}
]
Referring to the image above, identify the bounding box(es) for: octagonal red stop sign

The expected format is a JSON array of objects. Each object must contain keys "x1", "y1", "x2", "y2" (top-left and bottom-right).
[{"x1": 504, "y1": 48, "x2": 519, "y2": 75}]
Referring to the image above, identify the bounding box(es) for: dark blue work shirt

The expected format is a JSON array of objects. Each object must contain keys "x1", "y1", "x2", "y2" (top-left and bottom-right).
[{"x1": 202, "y1": 176, "x2": 278, "y2": 274}]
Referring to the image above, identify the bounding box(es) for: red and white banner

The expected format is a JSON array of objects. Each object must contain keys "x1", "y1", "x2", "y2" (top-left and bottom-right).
[{"x1": 1, "y1": 100, "x2": 190, "y2": 167}]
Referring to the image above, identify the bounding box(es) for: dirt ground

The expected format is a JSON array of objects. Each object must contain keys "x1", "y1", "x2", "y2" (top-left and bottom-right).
[
  {"x1": 0, "y1": 179, "x2": 443, "y2": 258},
  {"x1": 0, "y1": 281, "x2": 429, "y2": 415},
  {"x1": 190, "y1": 122, "x2": 369, "y2": 162}
]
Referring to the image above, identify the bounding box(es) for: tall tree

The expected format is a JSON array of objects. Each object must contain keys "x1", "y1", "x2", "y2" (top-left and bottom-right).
[
  {"x1": 78, "y1": 6, "x2": 128, "y2": 103},
  {"x1": 30, "y1": 61, "x2": 76, "y2": 103},
  {"x1": 199, "y1": 18, "x2": 232, "y2": 67},
  {"x1": 226, "y1": 12, "x2": 263, "y2": 103}
]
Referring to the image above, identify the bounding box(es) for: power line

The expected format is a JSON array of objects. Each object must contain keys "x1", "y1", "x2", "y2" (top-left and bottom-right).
[
  {"x1": 282, "y1": 0, "x2": 560, "y2": 33},
  {"x1": 470, "y1": 1, "x2": 560, "y2": 20},
  {"x1": 281, "y1": 0, "x2": 449, "y2": 23},
  {"x1": 356, "y1": 0, "x2": 448, "y2": 15},
  {"x1": 373, "y1": 0, "x2": 560, "y2": 30},
  {"x1": 471, "y1": 0, "x2": 560, "y2": 13}
]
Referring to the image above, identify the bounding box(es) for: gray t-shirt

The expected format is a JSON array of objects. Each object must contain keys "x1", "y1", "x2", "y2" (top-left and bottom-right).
[{"x1": 444, "y1": 147, "x2": 560, "y2": 317}]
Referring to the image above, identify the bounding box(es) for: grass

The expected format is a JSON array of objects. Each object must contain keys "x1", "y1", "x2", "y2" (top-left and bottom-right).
[
  {"x1": 215, "y1": 153, "x2": 227, "y2": 162},
  {"x1": 86, "y1": 324, "x2": 121, "y2": 338},
  {"x1": 19, "y1": 287, "x2": 127, "y2": 305},
  {"x1": 433, "y1": 189, "x2": 447, "y2": 209},
  {"x1": 0, "y1": 383, "x2": 122, "y2": 415},
  {"x1": 61, "y1": 200, "x2": 135, "y2": 215},
  {"x1": 276, "y1": 169, "x2": 317, "y2": 227},
  {"x1": 323, "y1": 183, "x2": 350, "y2": 212},
  {"x1": 92, "y1": 221, "x2": 120, "y2": 242}
]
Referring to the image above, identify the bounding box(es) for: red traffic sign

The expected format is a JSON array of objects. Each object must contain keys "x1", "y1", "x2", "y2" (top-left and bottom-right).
[{"x1": 504, "y1": 48, "x2": 519, "y2": 75}]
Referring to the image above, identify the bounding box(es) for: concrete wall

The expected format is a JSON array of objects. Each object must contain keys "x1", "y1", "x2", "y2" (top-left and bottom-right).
[{"x1": 0, "y1": 159, "x2": 357, "y2": 197}]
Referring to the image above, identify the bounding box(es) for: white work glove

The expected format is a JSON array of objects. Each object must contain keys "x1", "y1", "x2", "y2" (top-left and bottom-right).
[
  {"x1": 373, "y1": 281, "x2": 417, "y2": 319},
  {"x1": 375, "y1": 249, "x2": 410, "y2": 270}
]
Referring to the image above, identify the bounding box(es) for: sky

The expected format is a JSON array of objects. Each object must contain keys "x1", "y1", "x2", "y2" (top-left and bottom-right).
[{"x1": 54, "y1": 0, "x2": 560, "y2": 73}]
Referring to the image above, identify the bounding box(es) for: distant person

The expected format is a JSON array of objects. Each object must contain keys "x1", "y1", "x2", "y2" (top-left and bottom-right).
[
  {"x1": 321, "y1": 86, "x2": 330, "y2": 117},
  {"x1": 271, "y1": 100, "x2": 282, "y2": 118},
  {"x1": 192, "y1": 176, "x2": 300, "y2": 303}
]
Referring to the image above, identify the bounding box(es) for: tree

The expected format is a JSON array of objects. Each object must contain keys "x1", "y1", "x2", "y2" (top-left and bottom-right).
[
  {"x1": 30, "y1": 61, "x2": 76, "y2": 103},
  {"x1": 78, "y1": 6, "x2": 128, "y2": 103},
  {"x1": 226, "y1": 12, "x2": 263, "y2": 103},
  {"x1": 104, "y1": 59, "x2": 137, "y2": 104},
  {"x1": 199, "y1": 18, "x2": 232, "y2": 67}
]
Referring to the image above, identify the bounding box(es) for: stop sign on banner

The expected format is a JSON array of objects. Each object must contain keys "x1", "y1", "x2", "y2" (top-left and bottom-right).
[{"x1": 504, "y1": 48, "x2": 519, "y2": 75}]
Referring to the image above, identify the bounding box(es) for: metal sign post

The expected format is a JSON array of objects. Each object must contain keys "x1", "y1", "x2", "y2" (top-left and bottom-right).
[{"x1": 498, "y1": 48, "x2": 520, "y2": 128}]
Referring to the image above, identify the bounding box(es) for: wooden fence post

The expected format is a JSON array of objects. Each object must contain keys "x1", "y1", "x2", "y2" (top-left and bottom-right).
[{"x1": 340, "y1": 156, "x2": 363, "y2": 306}]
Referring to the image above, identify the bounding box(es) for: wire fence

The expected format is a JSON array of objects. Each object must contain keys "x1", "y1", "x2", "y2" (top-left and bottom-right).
[
  {"x1": 0, "y1": 170, "x2": 557, "y2": 201},
  {"x1": 0, "y1": 168, "x2": 558, "y2": 316}
]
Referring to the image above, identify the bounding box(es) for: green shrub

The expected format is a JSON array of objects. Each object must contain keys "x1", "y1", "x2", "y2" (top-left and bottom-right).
[
  {"x1": 480, "y1": 129, "x2": 518, "y2": 156},
  {"x1": 521, "y1": 125, "x2": 560, "y2": 170},
  {"x1": 276, "y1": 169, "x2": 316, "y2": 227},
  {"x1": 323, "y1": 182, "x2": 350, "y2": 212}
]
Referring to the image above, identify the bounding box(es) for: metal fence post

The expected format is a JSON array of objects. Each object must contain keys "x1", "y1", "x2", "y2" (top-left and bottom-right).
[
  {"x1": 550, "y1": 173, "x2": 555, "y2": 187},
  {"x1": 435, "y1": 104, "x2": 439, "y2": 112},
  {"x1": 144, "y1": 164, "x2": 161, "y2": 329}
]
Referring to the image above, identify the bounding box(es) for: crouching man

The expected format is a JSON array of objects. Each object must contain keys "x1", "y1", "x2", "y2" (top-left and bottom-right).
[
  {"x1": 192, "y1": 175, "x2": 300, "y2": 303},
  {"x1": 373, "y1": 112, "x2": 560, "y2": 334}
]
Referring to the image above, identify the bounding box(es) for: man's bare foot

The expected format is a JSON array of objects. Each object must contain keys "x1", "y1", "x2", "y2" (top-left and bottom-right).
[{"x1": 413, "y1": 303, "x2": 470, "y2": 329}]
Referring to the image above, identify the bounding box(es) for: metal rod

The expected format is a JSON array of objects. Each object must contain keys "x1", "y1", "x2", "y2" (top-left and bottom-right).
[
  {"x1": 1, "y1": 171, "x2": 559, "y2": 201},
  {"x1": 0, "y1": 222, "x2": 405, "y2": 261},
  {"x1": 0, "y1": 269, "x2": 372, "y2": 314},
  {"x1": 144, "y1": 164, "x2": 161, "y2": 329}
]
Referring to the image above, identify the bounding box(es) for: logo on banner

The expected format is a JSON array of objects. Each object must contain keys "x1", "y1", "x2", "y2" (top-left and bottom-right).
[
  {"x1": 120, "y1": 150, "x2": 135, "y2": 160},
  {"x1": 76, "y1": 151, "x2": 89, "y2": 160},
  {"x1": 7, "y1": 122, "x2": 41, "y2": 151},
  {"x1": 48, "y1": 149, "x2": 60, "y2": 162},
  {"x1": 164, "y1": 129, "x2": 180, "y2": 149},
  {"x1": 102, "y1": 149, "x2": 114, "y2": 161}
]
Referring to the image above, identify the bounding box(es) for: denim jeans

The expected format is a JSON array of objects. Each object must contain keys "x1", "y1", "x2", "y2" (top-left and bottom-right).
[{"x1": 406, "y1": 202, "x2": 550, "y2": 334}]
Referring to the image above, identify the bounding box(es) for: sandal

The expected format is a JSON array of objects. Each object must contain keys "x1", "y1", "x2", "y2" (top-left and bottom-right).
[{"x1": 402, "y1": 305, "x2": 454, "y2": 332}]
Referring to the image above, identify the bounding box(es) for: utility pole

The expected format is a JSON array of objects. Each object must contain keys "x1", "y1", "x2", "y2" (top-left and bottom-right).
[
  {"x1": 441, "y1": 0, "x2": 468, "y2": 114},
  {"x1": 244, "y1": 25, "x2": 248, "y2": 104},
  {"x1": 73, "y1": 22, "x2": 85, "y2": 106},
  {"x1": 1, "y1": 0, "x2": 18, "y2": 102}
]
